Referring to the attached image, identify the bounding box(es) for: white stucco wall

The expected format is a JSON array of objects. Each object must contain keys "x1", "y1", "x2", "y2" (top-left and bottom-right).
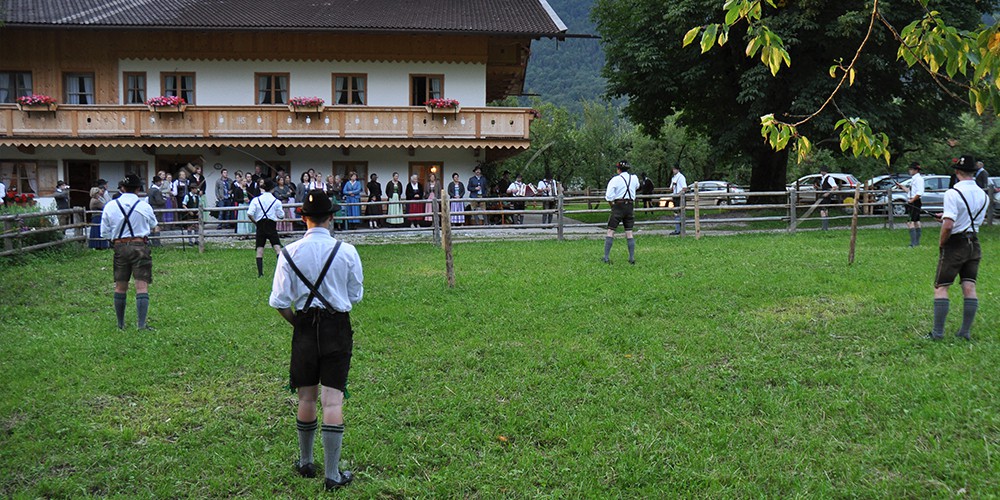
[{"x1": 119, "y1": 59, "x2": 487, "y2": 107}]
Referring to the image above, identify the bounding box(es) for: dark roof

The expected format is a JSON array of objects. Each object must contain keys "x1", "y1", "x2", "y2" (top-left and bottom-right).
[{"x1": 2, "y1": 0, "x2": 567, "y2": 36}]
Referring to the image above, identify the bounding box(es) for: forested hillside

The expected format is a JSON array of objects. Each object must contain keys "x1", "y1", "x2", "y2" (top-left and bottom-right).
[{"x1": 522, "y1": 0, "x2": 603, "y2": 114}]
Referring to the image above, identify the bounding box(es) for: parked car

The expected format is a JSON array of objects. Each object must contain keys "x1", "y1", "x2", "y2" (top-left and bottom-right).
[
  {"x1": 789, "y1": 173, "x2": 861, "y2": 204},
  {"x1": 874, "y1": 174, "x2": 950, "y2": 216},
  {"x1": 688, "y1": 181, "x2": 746, "y2": 205},
  {"x1": 865, "y1": 174, "x2": 911, "y2": 192}
]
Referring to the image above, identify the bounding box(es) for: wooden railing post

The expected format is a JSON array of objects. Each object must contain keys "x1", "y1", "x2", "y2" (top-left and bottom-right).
[
  {"x1": 788, "y1": 189, "x2": 797, "y2": 233},
  {"x1": 556, "y1": 191, "x2": 564, "y2": 241},
  {"x1": 3, "y1": 219, "x2": 13, "y2": 253},
  {"x1": 198, "y1": 204, "x2": 206, "y2": 253},
  {"x1": 678, "y1": 193, "x2": 687, "y2": 237},
  {"x1": 885, "y1": 188, "x2": 894, "y2": 230},
  {"x1": 693, "y1": 183, "x2": 701, "y2": 240},
  {"x1": 432, "y1": 198, "x2": 441, "y2": 246}
]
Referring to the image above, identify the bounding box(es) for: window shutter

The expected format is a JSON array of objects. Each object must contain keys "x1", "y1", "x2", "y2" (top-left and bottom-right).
[{"x1": 36, "y1": 162, "x2": 58, "y2": 195}]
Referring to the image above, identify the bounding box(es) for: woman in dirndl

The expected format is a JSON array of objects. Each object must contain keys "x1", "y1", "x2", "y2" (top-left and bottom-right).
[
  {"x1": 386, "y1": 172, "x2": 404, "y2": 227},
  {"x1": 342, "y1": 171, "x2": 363, "y2": 229},
  {"x1": 424, "y1": 173, "x2": 439, "y2": 225},
  {"x1": 162, "y1": 172, "x2": 175, "y2": 223},
  {"x1": 448, "y1": 173, "x2": 466, "y2": 225},
  {"x1": 88, "y1": 187, "x2": 110, "y2": 249},
  {"x1": 365, "y1": 173, "x2": 383, "y2": 228}
]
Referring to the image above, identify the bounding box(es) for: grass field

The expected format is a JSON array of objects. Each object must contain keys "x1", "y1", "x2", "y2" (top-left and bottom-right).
[{"x1": 2, "y1": 228, "x2": 999, "y2": 497}]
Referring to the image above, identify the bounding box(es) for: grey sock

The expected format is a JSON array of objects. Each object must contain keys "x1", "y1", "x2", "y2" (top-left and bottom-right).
[
  {"x1": 909, "y1": 229, "x2": 916, "y2": 246},
  {"x1": 821, "y1": 218, "x2": 829, "y2": 230},
  {"x1": 114, "y1": 292, "x2": 127, "y2": 329},
  {"x1": 627, "y1": 238, "x2": 635, "y2": 261},
  {"x1": 932, "y1": 298, "x2": 949, "y2": 338},
  {"x1": 135, "y1": 293, "x2": 149, "y2": 329},
  {"x1": 957, "y1": 298, "x2": 978, "y2": 339},
  {"x1": 297, "y1": 419, "x2": 318, "y2": 465},
  {"x1": 603, "y1": 237, "x2": 613, "y2": 260},
  {"x1": 322, "y1": 424, "x2": 345, "y2": 482},
  {"x1": 916, "y1": 227, "x2": 922, "y2": 245}
]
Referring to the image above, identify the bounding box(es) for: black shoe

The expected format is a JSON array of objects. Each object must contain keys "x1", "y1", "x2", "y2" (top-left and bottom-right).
[
  {"x1": 925, "y1": 333, "x2": 943, "y2": 341},
  {"x1": 669, "y1": 231, "x2": 681, "y2": 235},
  {"x1": 324, "y1": 471, "x2": 354, "y2": 490},
  {"x1": 602, "y1": 257, "x2": 610, "y2": 265},
  {"x1": 294, "y1": 461, "x2": 316, "y2": 478},
  {"x1": 957, "y1": 332, "x2": 971, "y2": 341},
  {"x1": 628, "y1": 259, "x2": 635, "y2": 265},
  {"x1": 137, "y1": 325, "x2": 155, "y2": 332}
]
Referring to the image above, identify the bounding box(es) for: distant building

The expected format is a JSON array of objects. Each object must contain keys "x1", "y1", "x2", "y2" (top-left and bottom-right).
[{"x1": 0, "y1": 0, "x2": 566, "y2": 207}]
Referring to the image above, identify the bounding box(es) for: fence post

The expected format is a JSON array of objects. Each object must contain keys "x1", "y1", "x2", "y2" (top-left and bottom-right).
[
  {"x1": 556, "y1": 190, "x2": 564, "y2": 241},
  {"x1": 679, "y1": 192, "x2": 687, "y2": 237},
  {"x1": 3, "y1": 219, "x2": 12, "y2": 253},
  {"x1": 985, "y1": 187, "x2": 994, "y2": 227},
  {"x1": 432, "y1": 198, "x2": 441, "y2": 246},
  {"x1": 693, "y1": 183, "x2": 701, "y2": 239},
  {"x1": 787, "y1": 189, "x2": 796, "y2": 233},
  {"x1": 73, "y1": 208, "x2": 84, "y2": 243},
  {"x1": 198, "y1": 205, "x2": 205, "y2": 253},
  {"x1": 885, "y1": 188, "x2": 894, "y2": 230}
]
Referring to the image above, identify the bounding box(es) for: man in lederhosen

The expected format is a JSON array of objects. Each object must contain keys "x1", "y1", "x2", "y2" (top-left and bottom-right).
[
  {"x1": 100, "y1": 174, "x2": 158, "y2": 330},
  {"x1": 905, "y1": 162, "x2": 925, "y2": 247},
  {"x1": 269, "y1": 190, "x2": 364, "y2": 491},
  {"x1": 930, "y1": 154, "x2": 988, "y2": 341},
  {"x1": 603, "y1": 160, "x2": 639, "y2": 265},
  {"x1": 247, "y1": 178, "x2": 284, "y2": 278}
]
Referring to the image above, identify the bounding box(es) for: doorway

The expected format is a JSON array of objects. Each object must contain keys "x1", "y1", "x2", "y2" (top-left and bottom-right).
[{"x1": 65, "y1": 160, "x2": 98, "y2": 208}]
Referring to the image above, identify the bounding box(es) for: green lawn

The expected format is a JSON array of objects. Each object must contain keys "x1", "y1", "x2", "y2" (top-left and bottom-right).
[{"x1": 2, "y1": 228, "x2": 999, "y2": 497}]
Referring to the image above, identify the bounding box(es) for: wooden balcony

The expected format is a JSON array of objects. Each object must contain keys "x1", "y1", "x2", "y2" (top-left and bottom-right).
[{"x1": 0, "y1": 105, "x2": 535, "y2": 150}]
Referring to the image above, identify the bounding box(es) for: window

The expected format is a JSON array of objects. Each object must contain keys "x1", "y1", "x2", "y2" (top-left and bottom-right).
[
  {"x1": 409, "y1": 161, "x2": 442, "y2": 187},
  {"x1": 0, "y1": 71, "x2": 32, "y2": 103},
  {"x1": 410, "y1": 75, "x2": 443, "y2": 106},
  {"x1": 0, "y1": 161, "x2": 58, "y2": 195},
  {"x1": 124, "y1": 72, "x2": 147, "y2": 104},
  {"x1": 161, "y1": 72, "x2": 195, "y2": 104},
  {"x1": 333, "y1": 74, "x2": 366, "y2": 105},
  {"x1": 332, "y1": 162, "x2": 368, "y2": 183},
  {"x1": 64, "y1": 72, "x2": 95, "y2": 104},
  {"x1": 125, "y1": 161, "x2": 149, "y2": 193},
  {"x1": 255, "y1": 73, "x2": 289, "y2": 105}
]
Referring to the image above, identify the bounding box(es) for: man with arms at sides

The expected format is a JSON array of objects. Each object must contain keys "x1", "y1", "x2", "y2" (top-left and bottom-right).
[
  {"x1": 930, "y1": 155, "x2": 989, "y2": 341},
  {"x1": 669, "y1": 165, "x2": 687, "y2": 235},
  {"x1": 467, "y1": 166, "x2": 487, "y2": 225},
  {"x1": 247, "y1": 178, "x2": 284, "y2": 278},
  {"x1": 905, "y1": 162, "x2": 924, "y2": 247},
  {"x1": 215, "y1": 168, "x2": 233, "y2": 228},
  {"x1": 100, "y1": 175, "x2": 157, "y2": 330},
  {"x1": 270, "y1": 190, "x2": 364, "y2": 491},
  {"x1": 603, "y1": 160, "x2": 639, "y2": 265}
]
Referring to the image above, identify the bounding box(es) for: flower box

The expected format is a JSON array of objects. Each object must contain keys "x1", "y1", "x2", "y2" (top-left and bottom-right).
[
  {"x1": 424, "y1": 105, "x2": 461, "y2": 115},
  {"x1": 148, "y1": 104, "x2": 187, "y2": 113},
  {"x1": 288, "y1": 104, "x2": 325, "y2": 113},
  {"x1": 16, "y1": 103, "x2": 58, "y2": 112},
  {"x1": 424, "y1": 98, "x2": 461, "y2": 115}
]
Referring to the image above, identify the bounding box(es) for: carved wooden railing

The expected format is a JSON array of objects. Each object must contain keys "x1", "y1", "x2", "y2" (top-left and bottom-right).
[{"x1": 0, "y1": 105, "x2": 534, "y2": 141}]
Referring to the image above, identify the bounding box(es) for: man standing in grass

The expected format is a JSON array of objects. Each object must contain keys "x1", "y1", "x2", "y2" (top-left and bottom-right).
[
  {"x1": 270, "y1": 190, "x2": 364, "y2": 491},
  {"x1": 603, "y1": 160, "x2": 639, "y2": 264},
  {"x1": 248, "y1": 178, "x2": 284, "y2": 277},
  {"x1": 100, "y1": 174, "x2": 157, "y2": 330},
  {"x1": 905, "y1": 162, "x2": 924, "y2": 247},
  {"x1": 669, "y1": 165, "x2": 687, "y2": 235},
  {"x1": 930, "y1": 155, "x2": 988, "y2": 341}
]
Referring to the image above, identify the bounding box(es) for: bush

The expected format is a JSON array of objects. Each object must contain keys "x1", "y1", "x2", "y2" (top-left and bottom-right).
[{"x1": 1, "y1": 202, "x2": 63, "y2": 247}]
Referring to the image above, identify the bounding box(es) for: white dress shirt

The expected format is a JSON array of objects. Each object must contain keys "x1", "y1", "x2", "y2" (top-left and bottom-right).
[
  {"x1": 605, "y1": 172, "x2": 639, "y2": 201},
  {"x1": 942, "y1": 179, "x2": 988, "y2": 234},
  {"x1": 247, "y1": 191, "x2": 284, "y2": 222},
  {"x1": 0, "y1": 180, "x2": 6, "y2": 200},
  {"x1": 908, "y1": 173, "x2": 925, "y2": 199},
  {"x1": 670, "y1": 172, "x2": 687, "y2": 194},
  {"x1": 270, "y1": 227, "x2": 364, "y2": 312},
  {"x1": 100, "y1": 192, "x2": 157, "y2": 240}
]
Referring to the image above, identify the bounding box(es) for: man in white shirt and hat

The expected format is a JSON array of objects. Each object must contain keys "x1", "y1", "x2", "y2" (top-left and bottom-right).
[
  {"x1": 100, "y1": 174, "x2": 158, "y2": 330},
  {"x1": 603, "y1": 160, "x2": 639, "y2": 264}
]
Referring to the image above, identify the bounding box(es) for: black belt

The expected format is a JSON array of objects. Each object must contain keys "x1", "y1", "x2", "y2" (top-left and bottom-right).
[
  {"x1": 295, "y1": 307, "x2": 347, "y2": 317},
  {"x1": 613, "y1": 199, "x2": 633, "y2": 205}
]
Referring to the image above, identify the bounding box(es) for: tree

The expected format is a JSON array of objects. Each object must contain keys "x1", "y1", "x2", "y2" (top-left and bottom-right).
[{"x1": 593, "y1": 0, "x2": 995, "y2": 192}]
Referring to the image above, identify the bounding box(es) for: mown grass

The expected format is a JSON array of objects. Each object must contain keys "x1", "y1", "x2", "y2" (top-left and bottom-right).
[{"x1": 2, "y1": 228, "x2": 999, "y2": 497}]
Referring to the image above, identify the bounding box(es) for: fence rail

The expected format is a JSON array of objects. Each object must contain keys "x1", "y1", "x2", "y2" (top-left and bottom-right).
[{"x1": 1, "y1": 185, "x2": 994, "y2": 257}]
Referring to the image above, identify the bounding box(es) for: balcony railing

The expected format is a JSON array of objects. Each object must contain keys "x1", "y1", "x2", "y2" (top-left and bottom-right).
[{"x1": 0, "y1": 105, "x2": 534, "y2": 141}]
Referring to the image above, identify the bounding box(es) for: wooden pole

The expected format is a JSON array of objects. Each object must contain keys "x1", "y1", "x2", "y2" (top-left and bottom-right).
[
  {"x1": 441, "y1": 190, "x2": 455, "y2": 288},
  {"x1": 693, "y1": 182, "x2": 701, "y2": 240},
  {"x1": 788, "y1": 189, "x2": 797, "y2": 233},
  {"x1": 848, "y1": 185, "x2": 860, "y2": 265},
  {"x1": 790, "y1": 196, "x2": 825, "y2": 231}
]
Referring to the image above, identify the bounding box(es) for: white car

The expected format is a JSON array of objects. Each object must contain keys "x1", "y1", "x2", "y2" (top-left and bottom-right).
[
  {"x1": 874, "y1": 175, "x2": 950, "y2": 216},
  {"x1": 688, "y1": 181, "x2": 746, "y2": 205},
  {"x1": 788, "y1": 173, "x2": 861, "y2": 204}
]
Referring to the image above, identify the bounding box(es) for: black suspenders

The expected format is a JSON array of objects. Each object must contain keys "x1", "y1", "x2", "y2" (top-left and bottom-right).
[
  {"x1": 257, "y1": 197, "x2": 278, "y2": 222},
  {"x1": 281, "y1": 241, "x2": 343, "y2": 311},
  {"x1": 115, "y1": 200, "x2": 140, "y2": 239},
  {"x1": 620, "y1": 174, "x2": 633, "y2": 201},
  {"x1": 954, "y1": 189, "x2": 986, "y2": 234}
]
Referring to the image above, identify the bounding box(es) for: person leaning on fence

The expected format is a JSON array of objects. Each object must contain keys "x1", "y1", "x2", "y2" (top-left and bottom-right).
[
  {"x1": 247, "y1": 178, "x2": 285, "y2": 278},
  {"x1": 929, "y1": 154, "x2": 988, "y2": 341},
  {"x1": 603, "y1": 160, "x2": 639, "y2": 265},
  {"x1": 147, "y1": 176, "x2": 166, "y2": 246},
  {"x1": 99, "y1": 174, "x2": 157, "y2": 331},
  {"x1": 669, "y1": 165, "x2": 687, "y2": 235},
  {"x1": 269, "y1": 190, "x2": 364, "y2": 491},
  {"x1": 905, "y1": 162, "x2": 925, "y2": 247},
  {"x1": 815, "y1": 166, "x2": 837, "y2": 231}
]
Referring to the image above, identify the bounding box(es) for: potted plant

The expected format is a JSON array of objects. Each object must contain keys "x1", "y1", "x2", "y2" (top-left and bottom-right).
[
  {"x1": 16, "y1": 95, "x2": 58, "y2": 112},
  {"x1": 288, "y1": 96, "x2": 325, "y2": 113},
  {"x1": 424, "y1": 98, "x2": 461, "y2": 115},
  {"x1": 145, "y1": 95, "x2": 187, "y2": 112}
]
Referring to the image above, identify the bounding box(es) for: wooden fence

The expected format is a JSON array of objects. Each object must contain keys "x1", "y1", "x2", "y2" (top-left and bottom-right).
[{"x1": 1, "y1": 185, "x2": 994, "y2": 257}]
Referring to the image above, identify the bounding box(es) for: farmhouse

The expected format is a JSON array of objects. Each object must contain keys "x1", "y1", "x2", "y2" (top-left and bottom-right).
[{"x1": 0, "y1": 0, "x2": 566, "y2": 208}]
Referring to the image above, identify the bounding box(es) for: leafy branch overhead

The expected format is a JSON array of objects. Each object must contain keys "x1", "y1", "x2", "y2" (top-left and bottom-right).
[{"x1": 684, "y1": 0, "x2": 1000, "y2": 164}]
